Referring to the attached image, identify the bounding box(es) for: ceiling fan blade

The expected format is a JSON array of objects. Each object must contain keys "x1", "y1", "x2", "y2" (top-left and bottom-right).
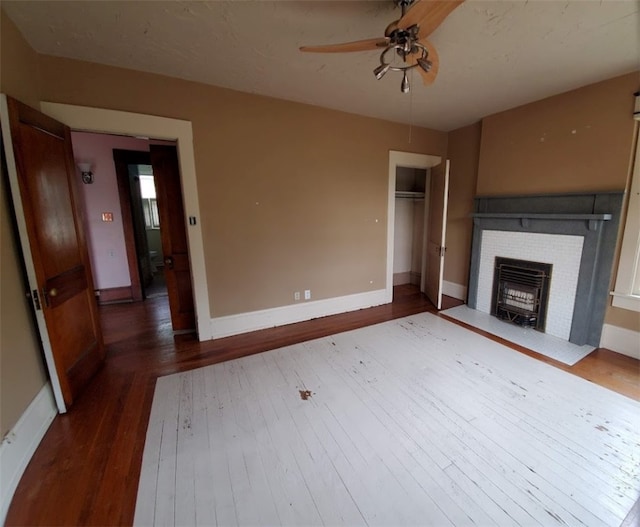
[
  {"x1": 399, "y1": 0, "x2": 464, "y2": 38},
  {"x1": 407, "y1": 39, "x2": 439, "y2": 85},
  {"x1": 300, "y1": 38, "x2": 389, "y2": 53}
]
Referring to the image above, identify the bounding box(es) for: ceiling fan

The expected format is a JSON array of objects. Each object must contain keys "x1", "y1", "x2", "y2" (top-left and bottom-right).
[{"x1": 300, "y1": 0, "x2": 464, "y2": 93}]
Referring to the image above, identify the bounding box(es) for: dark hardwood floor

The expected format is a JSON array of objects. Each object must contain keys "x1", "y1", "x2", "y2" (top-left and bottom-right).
[{"x1": 6, "y1": 286, "x2": 639, "y2": 526}]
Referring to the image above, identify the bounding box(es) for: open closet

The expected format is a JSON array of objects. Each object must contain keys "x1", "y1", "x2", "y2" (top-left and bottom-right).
[{"x1": 393, "y1": 167, "x2": 428, "y2": 288}]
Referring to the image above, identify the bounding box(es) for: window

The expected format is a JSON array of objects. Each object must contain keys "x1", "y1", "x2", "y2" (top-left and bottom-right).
[
  {"x1": 139, "y1": 174, "x2": 160, "y2": 229},
  {"x1": 142, "y1": 198, "x2": 160, "y2": 229},
  {"x1": 611, "y1": 128, "x2": 640, "y2": 311}
]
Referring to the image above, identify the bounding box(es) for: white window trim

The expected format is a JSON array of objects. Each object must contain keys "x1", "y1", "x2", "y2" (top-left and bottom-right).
[{"x1": 611, "y1": 121, "x2": 640, "y2": 312}]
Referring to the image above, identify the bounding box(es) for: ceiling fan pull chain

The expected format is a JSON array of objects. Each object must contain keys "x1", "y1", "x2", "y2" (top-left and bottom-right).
[{"x1": 408, "y1": 70, "x2": 414, "y2": 143}]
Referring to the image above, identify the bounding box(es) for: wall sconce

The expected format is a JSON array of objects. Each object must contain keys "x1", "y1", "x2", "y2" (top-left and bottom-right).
[{"x1": 77, "y1": 162, "x2": 94, "y2": 184}]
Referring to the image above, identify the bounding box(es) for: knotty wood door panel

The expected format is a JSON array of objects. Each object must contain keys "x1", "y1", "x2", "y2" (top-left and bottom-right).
[{"x1": 2, "y1": 95, "x2": 104, "y2": 411}]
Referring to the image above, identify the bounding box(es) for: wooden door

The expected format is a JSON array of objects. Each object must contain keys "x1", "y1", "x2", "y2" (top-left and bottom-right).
[
  {"x1": 129, "y1": 171, "x2": 153, "y2": 289},
  {"x1": 1, "y1": 95, "x2": 104, "y2": 412},
  {"x1": 149, "y1": 145, "x2": 195, "y2": 331},
  {"x1": 113, "y1": 149, "x2": 152, "y2": 301},
  {"x1": 424, "y1": 160, "x2": 450, "y2": 310}
]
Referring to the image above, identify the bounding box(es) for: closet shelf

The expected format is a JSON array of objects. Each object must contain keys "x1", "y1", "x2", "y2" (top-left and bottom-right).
[{"x1": 395, "y1": 191, "x2": 425, "y2": 199}]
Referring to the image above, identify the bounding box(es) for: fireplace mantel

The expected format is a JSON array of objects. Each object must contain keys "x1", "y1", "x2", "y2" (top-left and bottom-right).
[
  {"x1": 467, "y1": 192, "x2": 623, "y2": 347},
  {"x1": 472, "y1": 212, "x2": 612, "y2": 221},
  {"x1": 472, "y1": 212, "x2": 612, "y2": 231}
]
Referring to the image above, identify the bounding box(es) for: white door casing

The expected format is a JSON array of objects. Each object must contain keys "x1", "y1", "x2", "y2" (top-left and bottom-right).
[
  {"x1": 387, "y1": 151, "x2": 442, "y2": 303},
  {"x1": 39, "y1": 102, "x2": 212, "y2": 340}
]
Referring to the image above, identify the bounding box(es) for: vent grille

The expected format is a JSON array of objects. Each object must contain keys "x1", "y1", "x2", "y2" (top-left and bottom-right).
[{"x1": 491, "y1": 258, "x2": 552, "y2": 331}]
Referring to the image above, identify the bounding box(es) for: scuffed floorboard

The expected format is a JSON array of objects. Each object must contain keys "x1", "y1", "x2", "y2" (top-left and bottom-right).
[{"x1": 135, "y1": 312, "x2": 640, "y2": 526}]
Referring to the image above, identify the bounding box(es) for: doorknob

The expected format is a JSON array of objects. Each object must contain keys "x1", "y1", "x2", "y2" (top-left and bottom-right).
[
  {"x1": 164, "y1": 256, "x2": 174, "y2": 269},
  {"x1": 42, "y1": 287, "x2": 57, "y2": 307}
]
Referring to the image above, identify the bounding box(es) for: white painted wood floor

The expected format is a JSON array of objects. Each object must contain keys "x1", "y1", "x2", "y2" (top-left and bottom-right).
[{"x1": 135, "y1": 313, "x2": 640, "y2": 527}]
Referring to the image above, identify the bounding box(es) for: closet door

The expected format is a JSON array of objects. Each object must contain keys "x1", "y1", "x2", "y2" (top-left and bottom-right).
[{"x1": 424, "y1": 160, "x2": 449, "y2": 310}]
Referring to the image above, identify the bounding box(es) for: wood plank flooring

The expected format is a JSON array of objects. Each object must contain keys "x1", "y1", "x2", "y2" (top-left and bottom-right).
[
  {"x1": 135, "y1": 313, "x2": 640, "y2": 526},
  {"x1": 5, "y1": 286, "x2": 640, "y2": 526}
]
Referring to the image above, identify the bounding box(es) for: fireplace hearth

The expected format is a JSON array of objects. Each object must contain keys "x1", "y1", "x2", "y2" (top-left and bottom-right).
[{"x1": 491, "y1": 257, "x2": 552, "y2": 331}]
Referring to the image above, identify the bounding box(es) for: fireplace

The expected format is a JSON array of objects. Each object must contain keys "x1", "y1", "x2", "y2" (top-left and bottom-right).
[
  {"x1": 491, "y1": 257, "x2": 552, "y2": 331},
  {"x1": 467, "y1": 192, "x2": 623, "y2": 347}
]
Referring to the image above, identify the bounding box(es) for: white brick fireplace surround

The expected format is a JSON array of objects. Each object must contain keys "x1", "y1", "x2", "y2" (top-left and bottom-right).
[
  {"x1": 476, "y1": 230, "x2": 583, "y2": 340},
  {"x1": 467, "y1": 192, "x2": 623, "y2": 348}
]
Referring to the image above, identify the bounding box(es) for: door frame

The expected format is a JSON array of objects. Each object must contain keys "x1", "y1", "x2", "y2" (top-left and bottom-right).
[
  {"x1": 40, "y1": 102, "x2": 212, "y2": 340},
  {"x1": 386, "y1": 150, "x2": 442, "y2": 303}
]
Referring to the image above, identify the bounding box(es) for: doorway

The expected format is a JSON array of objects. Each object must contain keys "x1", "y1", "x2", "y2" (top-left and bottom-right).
[
  {"x1": 39, "y1": 102, "x2": 212, "y2": 340},
  {"x1": 138, "y1": 171, "x2": 167, "y2": 298},
  {"x1": 386, "y1": 151, "x2": 449, "y2": 309},
  {"x1": 393, "y1": 166, "x2": 428, "y2": 290},
  {"x1": 137, "y1": 169, "x2": 167, "y2": 298},
  {"x1": 71, "y1": 133, "x2": 195, "y2": 333},
  {"x1": 111, "y1": 148, "x2": 168, "y2": 302}
]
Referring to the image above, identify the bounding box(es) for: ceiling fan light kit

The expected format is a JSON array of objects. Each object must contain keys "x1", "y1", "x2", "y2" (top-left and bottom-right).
[
  {"x1": 374, "y1": 38, "x2": 433, "y2": 92},
  {"x1": 401, "y1": 71, "x2": 410, "y2": 93},
  {"x1": 374, "y1": 63, "x2": 391, "y2": 80},
  {"x1": 299, "y1": 0, "x2": 464, "y2": 93}
]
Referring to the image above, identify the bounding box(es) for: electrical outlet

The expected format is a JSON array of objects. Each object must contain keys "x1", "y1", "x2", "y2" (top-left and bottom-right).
[
  {"x1": 294, "y1": 291, "x2": 300, "y2": 301},
  {"x1": 304, "y1": 290, "x2": 311, "y2": 300}
]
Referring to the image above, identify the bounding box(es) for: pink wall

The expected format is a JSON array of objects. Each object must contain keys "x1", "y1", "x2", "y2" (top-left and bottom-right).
[{"x1": 71, "y1": 132, "x2": 150, "y2": 290}]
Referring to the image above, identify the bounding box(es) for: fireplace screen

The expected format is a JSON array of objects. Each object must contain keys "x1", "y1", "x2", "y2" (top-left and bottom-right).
[{"x1": 491, "y1": 257, "x2": 552, "y2": 331}]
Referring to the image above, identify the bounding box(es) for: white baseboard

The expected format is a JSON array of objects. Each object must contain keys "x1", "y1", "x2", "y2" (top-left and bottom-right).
[
  {"x1": 210, "y1": 289, "x2": 388, "y2": 339},
  {"x1": 0, "y1": 383, "x2": 57, "y2": 524},
  {"x1": 443, "y1": 280, "x2": 467, "y2": 301},
  {"x1": 600, "y1": 323, "x2": 640, "y2": 360}
]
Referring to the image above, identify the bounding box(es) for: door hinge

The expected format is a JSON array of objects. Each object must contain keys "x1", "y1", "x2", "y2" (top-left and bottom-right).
[{"x1": 28, "y1": 289, "x2": 42, "y2": 310}]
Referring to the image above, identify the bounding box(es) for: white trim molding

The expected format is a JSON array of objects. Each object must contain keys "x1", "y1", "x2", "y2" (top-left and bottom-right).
[
  {"x1": 387, "y1": 151, "x2": 442, "y2": 303},
  {"x1": 442, "y1": 280, "x2": 467, "y2": 301},
  {"x1": 0, "y1": 383, "x2": 57, "y2": 524},
  {"x1": 600, "y1": 323, "x2": 640, "y2": 360},
  {"x1": 610, "y1": 127, "x2": 640, "y2": 312},
  {"x1": 211, "y1": 289, "x2": 388, "y2": 339},
  {"x1": 39, "y1": 102, "x2": 212, "y2": 340},
  {"x1": 610, "y1": 292, "x2": 640, "y2": 311}
]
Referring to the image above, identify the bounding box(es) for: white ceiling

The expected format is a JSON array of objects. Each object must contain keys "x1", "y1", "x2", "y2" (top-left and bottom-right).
[{"x1": 3, "y1": 0, "x2": 639, "y2": 131}]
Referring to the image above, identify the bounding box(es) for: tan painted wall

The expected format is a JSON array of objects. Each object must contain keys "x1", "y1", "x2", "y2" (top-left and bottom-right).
[
  {"x1": 0, "y1": 13, "x2": 48, "y2": 437},
  {"x1": 477, "y1": 72, "x2": 638, "y2": 195},
  {"x1": 445, "y1": 122, "x2": 481, "y2": 290},
  {"x1": 37, "y1": 55, "x2": 448, "y2": 316},
  {"x1": 605, "y1": 303, "x2": 640, "y2": 332},
  {"x1": 0, "y1": 12, "x2": 40, "y2": 109},
  {"x1": 476, "y1": 72, "x2": 640, "y2": 334}
]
